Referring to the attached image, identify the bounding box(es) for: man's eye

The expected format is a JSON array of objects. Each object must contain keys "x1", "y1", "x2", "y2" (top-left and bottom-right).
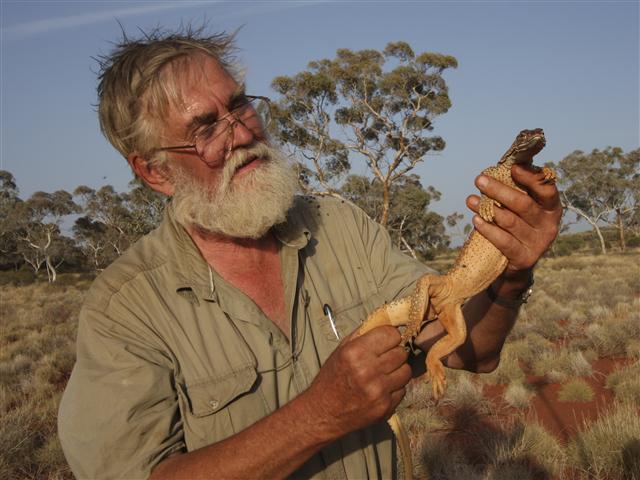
[{"x1": 196, "y1": 123, "x2": 217, "y2": 140}]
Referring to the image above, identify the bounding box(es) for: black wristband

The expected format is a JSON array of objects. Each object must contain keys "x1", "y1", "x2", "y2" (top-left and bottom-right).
[{"x1": 486, "y1": 272, "x2": 534, "y2": 309}]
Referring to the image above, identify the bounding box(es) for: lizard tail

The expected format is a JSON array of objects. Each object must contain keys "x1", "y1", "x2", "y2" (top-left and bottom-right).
[{"x1": 388, "y1": 413, "x2": 413, "y2": 480}]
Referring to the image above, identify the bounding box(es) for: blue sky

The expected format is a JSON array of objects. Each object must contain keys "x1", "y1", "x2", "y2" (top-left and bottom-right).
[{"x1": 1, "y1": 1, "x2": 638, "y2": 232}]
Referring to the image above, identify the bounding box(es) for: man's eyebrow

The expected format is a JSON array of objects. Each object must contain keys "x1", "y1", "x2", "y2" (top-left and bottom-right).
[{"x1": 184, "y1": 85, "x2": 247, "y2": 139}]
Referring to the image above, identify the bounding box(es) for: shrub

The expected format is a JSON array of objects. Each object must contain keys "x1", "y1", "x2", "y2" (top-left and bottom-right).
[
  {"x1": 0, "y1": 269, "x2": 37, "y2": 286},
  {"x1": 606, "y1": 362, "x2": 640, "y2": 406},
  {"x1": 482, "y1": 420, "x2": 566, "y2": 478},
  {"x1": 503, "y1": 382, "x2": 532, "y2": 409},
  {"x1": 442, "y1": 375, "x2": 488, "y2": 411},
  {"x1": 557, "y1": 379, "x2": 595, "y2": 403},
  {"x1": 568, "y1": 401, "x2": 640, "y2": 479}
]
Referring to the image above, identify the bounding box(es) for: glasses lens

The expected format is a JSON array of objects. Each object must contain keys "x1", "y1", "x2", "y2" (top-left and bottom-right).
[{"x1": 195, "y1": 97, "x2": 271, "y2": 161}]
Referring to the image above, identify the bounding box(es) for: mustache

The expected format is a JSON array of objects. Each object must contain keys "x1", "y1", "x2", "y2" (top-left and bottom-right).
[{"x1": 218, "y1": 142, "x2": 275, "y2": 190}]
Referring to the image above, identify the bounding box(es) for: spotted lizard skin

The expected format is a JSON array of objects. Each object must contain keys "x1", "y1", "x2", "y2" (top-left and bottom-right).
[{"x1": 356, "y1": 129, "x2": 556, "y2": 400}]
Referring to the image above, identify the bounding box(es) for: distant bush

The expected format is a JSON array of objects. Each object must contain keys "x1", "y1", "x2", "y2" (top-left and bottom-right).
[
  {"x1": 557, "y1": 379, "x2": 595, "y2": 403},
  {"x1": 0, "y1": 269, "x2": 37, "y2": 286}
]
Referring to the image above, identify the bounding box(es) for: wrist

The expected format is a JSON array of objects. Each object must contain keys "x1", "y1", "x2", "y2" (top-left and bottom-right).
[{"x1": 487, "y1": 269, "x2": 534, "y2": 308}]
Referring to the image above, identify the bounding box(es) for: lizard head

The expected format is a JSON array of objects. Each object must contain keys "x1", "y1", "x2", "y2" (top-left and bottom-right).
[{"x1": 505, "y1": 128, "x2": 546, "y2": 164}]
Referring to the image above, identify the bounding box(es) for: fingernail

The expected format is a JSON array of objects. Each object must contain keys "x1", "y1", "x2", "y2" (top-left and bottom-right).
[
  {"x1": 473, "y1": 215, "x2": 484, "y2": 226},
  {"x1": 476, "y1": 175, "x2": 489, "y2": 188}
]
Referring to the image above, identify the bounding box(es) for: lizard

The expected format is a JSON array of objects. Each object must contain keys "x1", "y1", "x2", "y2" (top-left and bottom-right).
[
  {"x1": 355, "y1": 129, "x2": 555, "y2": 480},
  {"x1": 357, "y1": 128, "x2": 555, "y2": 397}
]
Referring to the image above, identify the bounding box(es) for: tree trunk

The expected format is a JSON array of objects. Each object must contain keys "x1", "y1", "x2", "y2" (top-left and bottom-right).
[
  {"x1": 594, "y1": 225, "x2": 607, "y2": 255},
  {"x1": 616, "y1": 208, "x2": 626, "y2": 252},
  {"x1": 563, "y1": 203, "x2": 607, "y2": 254},
  {"x1": 380, "y1": 182, "x2": 391, "y2": 226},
  {"x1": 45, "y1": 255, "x2": 57, "y2": 283}
]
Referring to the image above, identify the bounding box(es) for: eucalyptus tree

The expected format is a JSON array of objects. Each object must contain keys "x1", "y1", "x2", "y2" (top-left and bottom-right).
[
  {"x1": 340, "y1": 173, "x2": 448, "y2": 259},
  {"x1": 270, "y1": 41, "x2": 457, "y2": 227},
  {"x1": 553, "y1": 147, "x2": 639, "y2": 253}
]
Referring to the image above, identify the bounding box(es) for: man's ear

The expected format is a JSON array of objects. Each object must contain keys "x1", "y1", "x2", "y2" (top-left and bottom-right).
[{"x1": 127, "y1": 153, "x2": 174, "y2": 196}]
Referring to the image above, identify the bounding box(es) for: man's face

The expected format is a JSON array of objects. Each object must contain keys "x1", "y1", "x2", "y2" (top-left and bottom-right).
[{"x1": 155, "y1": 55, "x2": 297, "y2": 238}]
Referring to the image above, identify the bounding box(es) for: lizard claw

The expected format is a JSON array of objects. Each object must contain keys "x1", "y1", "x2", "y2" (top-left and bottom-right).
[
  {"x1": 541, "y1": 166, "x2": 557, "y2": 184},
  {"x1": 478, "y1": 195, "x2": 498, "y2": 223},
  {"x1": 426, "y1": 361, "x2": 446, "y2": 400}
]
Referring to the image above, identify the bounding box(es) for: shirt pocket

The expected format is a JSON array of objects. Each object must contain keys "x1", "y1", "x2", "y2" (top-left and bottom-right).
[{"x1": 178, "y1": 364, "x2": 268, "y2": 451}]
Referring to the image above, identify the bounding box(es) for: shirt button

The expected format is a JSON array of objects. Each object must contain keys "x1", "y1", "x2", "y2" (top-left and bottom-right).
[{"x1": 208, "y1": 399, "x2": 219, "y2": 410}]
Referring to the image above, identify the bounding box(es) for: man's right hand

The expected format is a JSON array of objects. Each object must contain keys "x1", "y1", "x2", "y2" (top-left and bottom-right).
[{"x1": 304, "y1": 325, "x2": 412, "y2": 440}]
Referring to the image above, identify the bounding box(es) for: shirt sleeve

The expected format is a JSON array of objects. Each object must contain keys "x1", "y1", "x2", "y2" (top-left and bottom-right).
[
  {"x1": 58, "y1": 304, "x2": 185, "y2": 480},
  {"x1": 343, "y1": 199, "x2": 438, "y2": 301}
]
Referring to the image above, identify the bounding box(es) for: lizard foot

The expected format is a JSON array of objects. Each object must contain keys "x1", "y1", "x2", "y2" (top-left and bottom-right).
[
  {"x1": 478, "y1": 195, "x2": 499, "y2": 223},
  {"x1": 541, "y1": 166, "x2": 557, "y2": 184},
  {"x1": 426, "y1": 360, "x2": 446, "y2": 400}
]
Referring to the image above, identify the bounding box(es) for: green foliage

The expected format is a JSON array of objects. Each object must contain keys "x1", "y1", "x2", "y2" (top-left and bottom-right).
[
  {"x1": 340, "y1": 173, "x2": 448, "y2": 259},
  {"x1": 271, "y1": 41, "x2": 457, "y2": 235},
  {"x1": 557, "y1": 379, "x2": 595, "y2": 402},
  {"x1": 551, "y1": 147, "x2": 639, "y2": 254}
]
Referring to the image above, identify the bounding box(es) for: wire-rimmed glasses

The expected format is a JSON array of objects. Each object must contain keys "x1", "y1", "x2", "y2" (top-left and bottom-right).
[{"x1": 156, "y1": 95, "x2": 271, "y2": 163}]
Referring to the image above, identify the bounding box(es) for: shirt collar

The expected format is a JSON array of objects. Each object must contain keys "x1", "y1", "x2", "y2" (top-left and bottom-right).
[{"x1": 163, "y1": 198, "x2": 310, "y2": 299}]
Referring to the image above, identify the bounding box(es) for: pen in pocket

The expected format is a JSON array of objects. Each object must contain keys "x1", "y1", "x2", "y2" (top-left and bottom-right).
[{"x1": 322, "y1": 304, "x2": 340, "y2": 340}]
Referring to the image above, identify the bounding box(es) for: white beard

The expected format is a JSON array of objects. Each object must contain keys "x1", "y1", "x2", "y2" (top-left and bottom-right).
[{"x1": 170, "y1": 143, "x2": 298, "y2": 238}]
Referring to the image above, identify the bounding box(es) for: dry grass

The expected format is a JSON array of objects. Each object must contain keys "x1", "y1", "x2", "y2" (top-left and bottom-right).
[
  {"x1": 0, "y1": 278, "x2": 89, "y2": 480},
  {"x1": 568, "y1": 401, "x2": 640, "y2": 480},
  {"x1": 557, "y1": 379, "x2": 596, "y2": 403},
  {"x1": 4, "y1": 252, "x2": 640, "y2": 479},
  {"x1": 606, "y1": 361, "x2": 640, "y2": 406}
]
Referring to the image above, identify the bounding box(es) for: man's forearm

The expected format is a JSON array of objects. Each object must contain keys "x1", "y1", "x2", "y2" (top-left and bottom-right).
[
  {"x1": 149, "y1": 391, "x2": 335, "y2": 480},
  {"x1": 417, "y1": 268, "x2": 532, "y2": 373}
]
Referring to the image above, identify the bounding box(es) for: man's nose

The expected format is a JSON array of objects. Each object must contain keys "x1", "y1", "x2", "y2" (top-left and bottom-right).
[{"x1": 227, "y1": 117, "x2": 255, "y2": 151}]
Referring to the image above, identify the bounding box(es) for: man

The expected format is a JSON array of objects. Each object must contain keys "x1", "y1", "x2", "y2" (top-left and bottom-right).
[{"x1": 58, "y1": 29, "x2": 561, "y2": 479}]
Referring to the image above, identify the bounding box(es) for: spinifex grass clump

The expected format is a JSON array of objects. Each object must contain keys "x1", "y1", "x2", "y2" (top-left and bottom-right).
[
  {"x1": 569, "y1": 401, "x2": 640, "y2": 479},
  {"x1": 606, "y1": 361, "x2": 640, "y2": 406},
  {"x1": 503, "y1": 382, "x2": 532, "y2": 409},
  {"x1": 557, "y1": 379, "x2": 595, "y2": 403}
]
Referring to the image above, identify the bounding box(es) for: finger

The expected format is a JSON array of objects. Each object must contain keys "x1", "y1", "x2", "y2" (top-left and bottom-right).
[
  {"x1": 475, "y1": 175, "x2": 534, "y2": 219},
  {"x1": 511, "y1": 164, "x2": 561, "y2": 211},
  {"x1": 472, "y1": 214, "x2": 526, "y2": 263},
  {"x1": 377, "y1": 346, "x2": 409, "y2": 374},
  {"x1": 358, "y1": 325, "x2": 402, "y2": 355},
  {"x1": 385, "y1": 363, "x2": 412, "y2": 392},
  {"x1": 387, "y1": 387, "x2": 407, "y2": 413}
]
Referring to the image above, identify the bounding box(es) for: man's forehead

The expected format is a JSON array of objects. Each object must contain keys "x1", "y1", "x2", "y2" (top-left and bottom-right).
[{"x1": 161, "y1": 55, "x2": 243, "y2": 115}]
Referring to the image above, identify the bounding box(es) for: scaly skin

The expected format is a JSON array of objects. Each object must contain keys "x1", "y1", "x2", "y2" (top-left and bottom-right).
[
  {"x1": 356, "y1": 130, "x2": 555, "y2": 480},
  {"x1": 357, "y1": 129, "x2": 556, "y2": 399}
]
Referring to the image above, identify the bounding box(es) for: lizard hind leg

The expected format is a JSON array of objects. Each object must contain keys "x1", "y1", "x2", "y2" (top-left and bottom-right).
[
  {"x1": 425, "y1": 302, "x2": 467, "y2": 400},
  {"x1": 400, "y1": 274, "x2": 436, "y2": 344}
]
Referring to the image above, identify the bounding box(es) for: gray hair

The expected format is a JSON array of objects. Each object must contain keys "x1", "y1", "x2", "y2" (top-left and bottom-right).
[{"x1": 96, "y1": 25, "x2": 239, "y2": 165}]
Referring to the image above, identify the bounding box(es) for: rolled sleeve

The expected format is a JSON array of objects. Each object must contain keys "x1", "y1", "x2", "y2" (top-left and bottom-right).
[{"x1": 58, "y1": 306, "x2": 184, "y2": 480}]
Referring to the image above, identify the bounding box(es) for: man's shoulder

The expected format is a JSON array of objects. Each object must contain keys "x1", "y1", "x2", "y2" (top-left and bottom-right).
[
  {"x1": 289, "y1": 194, "x2": 371, "y2": 232},
  {"x1": 84, "y1": 225, "x2": 169, "y2": 312}
]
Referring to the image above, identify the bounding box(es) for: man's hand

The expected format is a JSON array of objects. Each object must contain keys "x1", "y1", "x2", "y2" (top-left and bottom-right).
[
  {"x1": 467, "y1": 164, "x2": 562, "y2": 275},
  {"x1": 305, "y1": 326, "x2": 411, "y2": 440}
]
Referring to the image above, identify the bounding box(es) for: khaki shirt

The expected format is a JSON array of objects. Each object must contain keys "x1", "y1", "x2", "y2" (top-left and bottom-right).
[{"x1": 58, "y1": 196, "x2": 432, "y2": 479}]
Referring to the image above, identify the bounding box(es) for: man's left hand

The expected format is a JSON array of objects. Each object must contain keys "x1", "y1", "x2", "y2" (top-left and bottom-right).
[{"x1": 466, "y1": 164, "x2": 562, "y2": 275}]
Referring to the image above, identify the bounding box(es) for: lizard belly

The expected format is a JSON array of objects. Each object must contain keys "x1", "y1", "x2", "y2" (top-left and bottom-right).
[{"x1": 446, "y1": 231, "x2": 508, "y2": 303}]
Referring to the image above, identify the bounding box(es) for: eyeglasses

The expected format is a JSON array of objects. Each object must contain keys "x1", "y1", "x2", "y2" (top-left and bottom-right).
[{"x1": 156, "y1": 95, "x2": 271, "y2": 163}]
